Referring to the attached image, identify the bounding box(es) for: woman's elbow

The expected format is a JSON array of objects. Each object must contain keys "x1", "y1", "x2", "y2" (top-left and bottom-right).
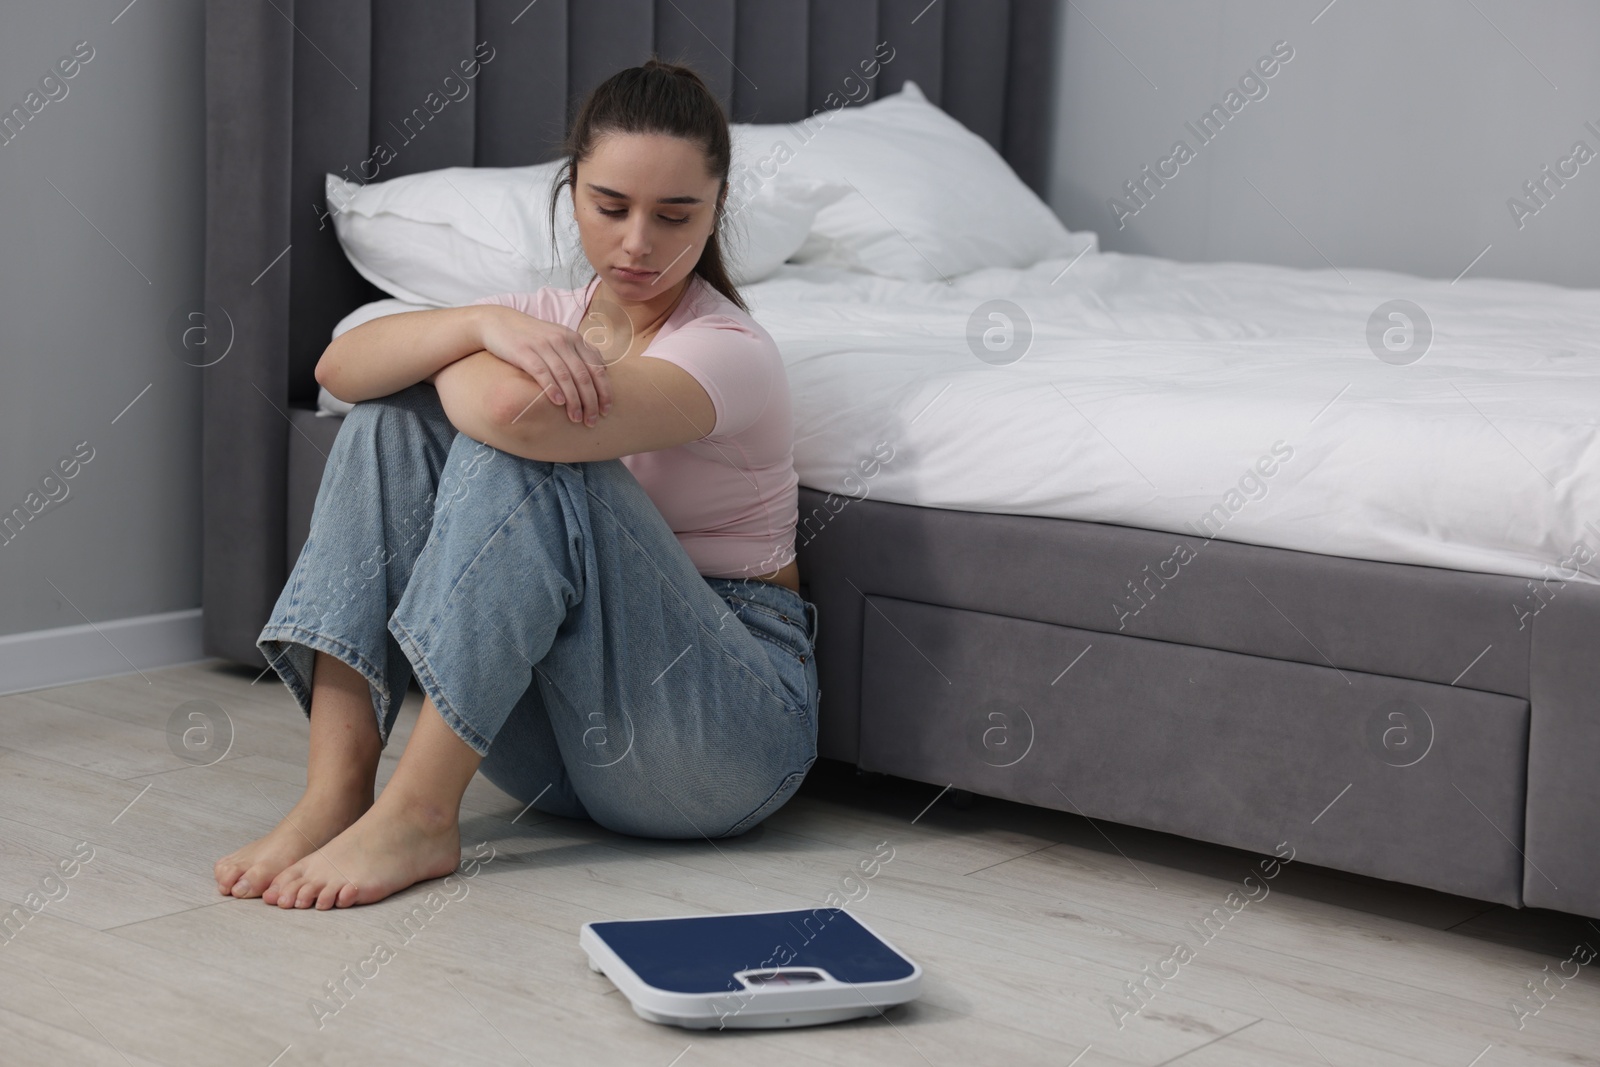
[
  {"x1": 484, "y1": 377, "x2": 525, "y2": 426},
  {"x1": 313, "y1": 349, "x2": 363, "y2": 403},
  {"x1": 313, "y1": 348, "x2": 337, "y2": 390},
  {"x1": 313, "y1": 367, "x2": 350, "y2": 404},
  {"x1": 475, "y1": 379, "x2": 552, "y2": 453}
]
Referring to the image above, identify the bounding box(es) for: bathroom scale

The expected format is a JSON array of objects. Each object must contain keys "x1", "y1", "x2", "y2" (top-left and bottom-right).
[{"x1": 579, "y1": 907, "x2": 922, "y2": 1029}]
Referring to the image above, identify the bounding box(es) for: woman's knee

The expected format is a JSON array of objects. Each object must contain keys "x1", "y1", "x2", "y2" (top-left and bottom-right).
[
  {"x1": 432, "y1": 437, "x2": 577, "y2": 525},
  {"x1": 342, "y1": 384, "x2": 449, "y2": 440}
]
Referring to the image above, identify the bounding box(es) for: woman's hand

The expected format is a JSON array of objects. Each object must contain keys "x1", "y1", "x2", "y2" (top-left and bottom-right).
[{"x1": 475, "y1": 304, "x2": 613, "y2": 427}]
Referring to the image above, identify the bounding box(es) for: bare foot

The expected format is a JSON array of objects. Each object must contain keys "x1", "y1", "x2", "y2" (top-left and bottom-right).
[
  {"x1": 215, "y1": 788, "x2": 371, "y2": 899},
  {"x1": 261, "y1": 794, "x2": 462, "y2": 909}
]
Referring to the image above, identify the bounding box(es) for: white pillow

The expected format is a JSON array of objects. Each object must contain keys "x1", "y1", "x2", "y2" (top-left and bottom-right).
[
  {"x1": 325, "y1": 161, "x2": 848, "y2": 307},
  {"x1": 326, "y1": 164, "x2": 582, "y2": 307},
  {"x1": 724, "y1": 172, "x2": 852, "y2": 280},
  {"x1": 732, "y1": 80, "x2": 1088, "y2": 281}
]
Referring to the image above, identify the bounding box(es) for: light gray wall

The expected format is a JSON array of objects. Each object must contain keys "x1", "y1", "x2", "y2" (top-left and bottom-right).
[
  {"x1": 0, "y1": 0, "x2": 205, "y2": 688},
  {"x1": 1046, "y1": 0, "x2": 1600, "y2": 289}
]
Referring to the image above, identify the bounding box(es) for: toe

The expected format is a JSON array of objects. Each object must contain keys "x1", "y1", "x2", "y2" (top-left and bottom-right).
[
  {"x1": 269, "y1": 872, "x2": 297, "y2": 908},
  {"x1": 295, "y1": 879, "x2": 319, "y2": 909},
  {"x1": 315, "y1": 880, "x2": 342, "y2": 910},
  {"x1": 336, "y1": 881, "x2": 361, "y2": 908},
  {"x1": 232, "y1": 865, "x2": 267, "y2": 899},
  {"x1": 215, "y1": 859, "x2": 242, "y2": 894}
]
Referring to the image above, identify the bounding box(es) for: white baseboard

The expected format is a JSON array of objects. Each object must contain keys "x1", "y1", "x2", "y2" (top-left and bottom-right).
[{"x1": 0, "y1": 608, "x2": 209, "y2": 697}]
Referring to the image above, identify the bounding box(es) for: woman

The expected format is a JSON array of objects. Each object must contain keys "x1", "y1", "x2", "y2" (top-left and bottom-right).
[{"x1": 215, "y1": 58, "x2": 819, "y2": 910}]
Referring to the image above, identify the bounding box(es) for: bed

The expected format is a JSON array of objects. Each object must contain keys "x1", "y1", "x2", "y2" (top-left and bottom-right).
[{"x1": 202, "y1": 0, "x2": 1600, "y2": 919}]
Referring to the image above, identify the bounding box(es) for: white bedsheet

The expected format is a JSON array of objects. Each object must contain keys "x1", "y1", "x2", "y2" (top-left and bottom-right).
[{"x1": 741, "y1": 251, "x2": 1600, "y2": 586}]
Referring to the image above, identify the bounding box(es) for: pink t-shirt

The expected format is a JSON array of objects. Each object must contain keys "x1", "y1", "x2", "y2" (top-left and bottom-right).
[{"x1": 470, "y1": 274, "x2": 798, "y2": 580}]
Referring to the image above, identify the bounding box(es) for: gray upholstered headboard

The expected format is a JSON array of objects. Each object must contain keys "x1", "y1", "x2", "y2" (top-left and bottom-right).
[{"x1": 202, "y1": 0, "x2": 1060, "y2": 665}]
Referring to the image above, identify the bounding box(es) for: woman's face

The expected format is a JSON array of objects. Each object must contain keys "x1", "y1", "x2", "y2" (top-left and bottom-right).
[{"x1": 571, "y1": 131, "x2": 725, "y2": 302}]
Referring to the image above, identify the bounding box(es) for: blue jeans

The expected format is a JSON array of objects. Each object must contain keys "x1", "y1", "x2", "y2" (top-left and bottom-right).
[{"x1": 256, "y1": 383, "x2": 820, "y2": 839}]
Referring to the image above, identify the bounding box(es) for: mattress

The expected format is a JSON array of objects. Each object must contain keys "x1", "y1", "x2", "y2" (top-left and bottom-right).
[{"x1": 319, "y1": 249, "x2": 1600, "y2": 586}]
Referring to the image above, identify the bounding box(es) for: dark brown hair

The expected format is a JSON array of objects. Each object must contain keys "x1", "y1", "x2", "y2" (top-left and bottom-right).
[{"x1": 548, "y1": 56, "x2": 748, "y2": 313}]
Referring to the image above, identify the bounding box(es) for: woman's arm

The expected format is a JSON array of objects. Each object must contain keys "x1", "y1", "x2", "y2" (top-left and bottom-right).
[
  {"x1": 430, "y1": 347, "x2": 715, "y2": 462},
  {"x1": 427, "y1": 350, "x2": 534, "y2": 445},
  {"x1": 314, "y1": 306, "x2": 494, "y2": 403}
]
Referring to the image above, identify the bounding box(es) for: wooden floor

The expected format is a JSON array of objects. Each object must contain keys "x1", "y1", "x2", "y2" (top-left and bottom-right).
[{"x1": 2, "y1": 661, "x2": 1597, "y2": 1067}]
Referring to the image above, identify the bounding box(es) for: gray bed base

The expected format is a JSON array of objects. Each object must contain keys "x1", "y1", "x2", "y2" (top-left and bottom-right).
[{"x1": 206, "y1": 0, "x2": 1600, "y2": 920}]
